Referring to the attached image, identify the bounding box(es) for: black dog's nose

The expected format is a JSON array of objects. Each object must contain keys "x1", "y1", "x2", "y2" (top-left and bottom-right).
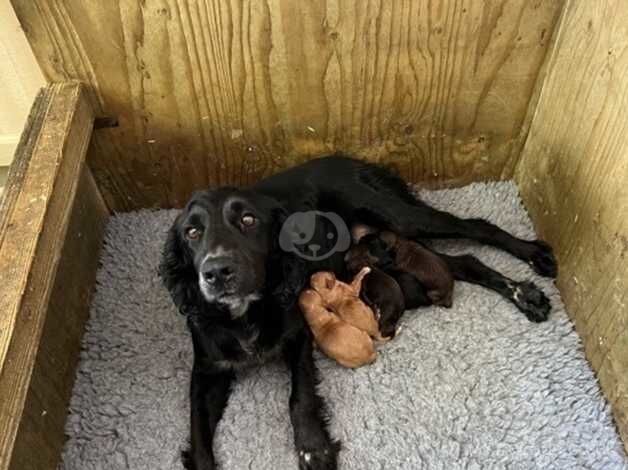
[{"x1": 202, "y1": 257, "x2": 236, "y2": 286}]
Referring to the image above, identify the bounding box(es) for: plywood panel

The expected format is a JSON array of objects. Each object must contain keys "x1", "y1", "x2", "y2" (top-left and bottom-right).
[
  {"x1": 12, "y1": 0, "x2": 564, "y2": 210},
  {"x1": 516, "y1": 0, "x2": 628, "y2": 450},
  {"x1": 0, "y1": 83, "x2": 96, "y2": 470}
]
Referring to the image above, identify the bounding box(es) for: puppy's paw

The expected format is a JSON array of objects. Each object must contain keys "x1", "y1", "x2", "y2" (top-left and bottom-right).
[
  {"x1": 527, "y1": 240, "x2": 557, "y2": 278},
  {"x1": 379, "y1": 324, "x2": 397, "y2": 339},
  {"x1": 374, "y1": 335, "x2": 392, "y2": 344},
  {"x1": 511, "y1": 281, "x2": 551, "y2": 322},
  {"x1": 374, "y1": 307, "x2": 381, "y2": 321},
  {"x1": 297, "y1": 440, "x2": 340, "y2": 470}
]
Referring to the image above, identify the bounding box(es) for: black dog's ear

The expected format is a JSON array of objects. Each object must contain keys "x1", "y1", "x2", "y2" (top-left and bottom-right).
[
  {"x1": 159, "y1": 214, "x2": 203, "y2": 316},
  {"x1": 270, "y1": 203, "x2": 289, "y2": 246}
]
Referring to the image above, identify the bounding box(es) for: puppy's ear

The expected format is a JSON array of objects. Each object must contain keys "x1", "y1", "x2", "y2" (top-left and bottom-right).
[
  {"x1": 159, "y1": 214, "x2": 202, "y2": 316},
  {"x1": 351, "y1": 223, "x2": 377, "y2": 243},
  {"x1": 379, "y1": 230, "x2": 397, "y2": 247}
]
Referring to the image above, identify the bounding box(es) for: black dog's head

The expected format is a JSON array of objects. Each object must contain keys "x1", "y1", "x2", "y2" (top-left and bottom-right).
[{"x1": 160, "y1": 187, "x2": 285, "y2": 319}]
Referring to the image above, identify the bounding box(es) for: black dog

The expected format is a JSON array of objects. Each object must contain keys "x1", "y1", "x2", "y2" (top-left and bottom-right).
[{"x1": 160, "y1": 155, "x2": 556, "y2": 470}]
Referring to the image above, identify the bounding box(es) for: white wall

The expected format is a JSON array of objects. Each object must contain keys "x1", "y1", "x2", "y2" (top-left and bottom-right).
[{"x1": 0, "y1": 0, "x2": 45, "y2": 168}]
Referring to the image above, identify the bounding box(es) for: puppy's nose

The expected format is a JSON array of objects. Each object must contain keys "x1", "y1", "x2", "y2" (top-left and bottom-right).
[{"x1": 202, "y1": 257, "x2": 236, "y2": 286}]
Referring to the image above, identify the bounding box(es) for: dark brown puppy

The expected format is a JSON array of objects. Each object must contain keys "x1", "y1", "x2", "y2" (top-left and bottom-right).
[
  {"x1": 379, "y1": 230, "x2": 454, "y2": 307},
  {"x1": 344, "y1": 243, "x2": 405, "y2": 338},
  {"x1": 388, "y1": 269, "x2": 432, "y2": 309},
  {"x1": 350, "y1": 224, "x2": 434, "y2": 311}
]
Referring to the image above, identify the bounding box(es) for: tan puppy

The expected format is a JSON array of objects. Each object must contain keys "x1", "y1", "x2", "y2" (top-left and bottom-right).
[
  {"x1": 310, "y1": 268, "x2": 385, "y2": 340},
  {"x1": 298, "y1": 289, "x2": 376, "y2": 368}
]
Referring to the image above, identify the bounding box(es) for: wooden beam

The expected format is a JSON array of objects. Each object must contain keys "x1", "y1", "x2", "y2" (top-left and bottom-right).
[
  {"x1": 515, "y1": 0, "x2": 628, "y2": 452},
  {"x1": 10, "y1": 167, "x2": 107, "y2": 470},
  {"x1": 0, "y1": 83, "x2": 100, "y2": 469}
]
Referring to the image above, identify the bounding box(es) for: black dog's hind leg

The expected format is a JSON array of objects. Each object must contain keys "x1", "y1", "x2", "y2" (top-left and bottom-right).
[
  {"x1": 183, "y1": 365, "x2": 234, "y2": 470},
  {"x1": 283, "y1": 330, "x2": 340, "y2": 470},
  {"x1": 438, "y1": 253, "x2": 551, "y2": 322},
  {"x1": 348, "y1": 175, "x2": 557, "y2": 277}
]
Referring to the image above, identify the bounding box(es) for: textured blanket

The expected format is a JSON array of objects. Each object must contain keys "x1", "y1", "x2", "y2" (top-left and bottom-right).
[{"x1": 61, "y1": 182, "x2": 627, "y2": 469}]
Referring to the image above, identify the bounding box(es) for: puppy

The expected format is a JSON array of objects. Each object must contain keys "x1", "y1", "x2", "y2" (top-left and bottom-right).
[
  {"x1": 310, "y1": 267, "x2": 385, "y2": 340},
  {"x1": 344, "y1": 243, "x2": 405, "y2": 338},
  {"x1": 389, "y1": 270, "x2": 432, "y2": 309},
  {"x1": 379, "y1": 231, "x2": 454, "y2": 307},
  {"x1": 351, "y1": 224, "x2": 433, "y2": 311},
  {"x1": 298, "y1": 289, "x2": 376, "y2": 368}
]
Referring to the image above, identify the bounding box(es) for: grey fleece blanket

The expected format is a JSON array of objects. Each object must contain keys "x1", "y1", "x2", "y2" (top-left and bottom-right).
[{"x1": 61, "y1": 182, "x2": 627, "y2": 469}]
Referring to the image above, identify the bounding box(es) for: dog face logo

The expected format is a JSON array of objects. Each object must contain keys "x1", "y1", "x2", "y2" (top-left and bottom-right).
[{"x1": 279, "y1": 211, "x2": 351, "y2": 261}]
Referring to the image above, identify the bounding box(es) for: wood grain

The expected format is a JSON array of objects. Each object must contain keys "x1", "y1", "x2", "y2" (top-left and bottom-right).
[
  {"x1": 9, "y1": 167, "x2": 108, "y2": 470},
  {"x1": 12, "y1": 0, "x2": 564, "y2": 210},
  {"x1": 0, "y1": 83, "x2": 97, "y2": 470},
  {"x1": 516, "y1": 0, "x2": 628, "y2": 451}
]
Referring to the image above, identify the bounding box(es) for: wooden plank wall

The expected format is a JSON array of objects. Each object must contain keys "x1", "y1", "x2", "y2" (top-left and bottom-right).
[
  {"x1": 515, "y1": 0, "x2": 628, "y2": 450},
  {"x1": 12, "y1": 0, "x2": 564, "y2": 210},
  {"x1": 0, "y1": 83, "x2": 107, "y2": 470}
]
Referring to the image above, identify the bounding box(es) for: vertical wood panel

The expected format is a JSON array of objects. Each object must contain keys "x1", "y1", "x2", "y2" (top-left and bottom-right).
[
  {"x1": 516, "y1": 0, "x2": 628, "y2": 451},
  {"x1": 12, "y1": 0, "x2": 564, "y2": 210}
]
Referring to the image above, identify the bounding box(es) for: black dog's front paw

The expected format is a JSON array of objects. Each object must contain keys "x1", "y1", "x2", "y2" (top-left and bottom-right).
[
  {"x1": 527, "y1": 240, "x2": 557, "y2": 278},
  {"x1": 297, "y1": 440, "x2": 341, "y2": 470},
  {"x1": 182, "y1": 448, "x2": 215, "y2": 470},
  {"x1": 510, "y1": 281, "x2": 551, "y2": 322}
]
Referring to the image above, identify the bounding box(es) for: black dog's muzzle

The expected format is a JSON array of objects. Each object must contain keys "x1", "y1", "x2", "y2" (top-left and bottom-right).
[{"x1": 200, "y1": 256, "x2": 237, "y2": 296}]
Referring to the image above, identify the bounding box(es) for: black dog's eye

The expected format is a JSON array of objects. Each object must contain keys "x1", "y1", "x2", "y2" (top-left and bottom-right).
[
  {"x1": 241, "y1": 213, "x2": 256, "y2": 227},
  {"x1": 185, "y1": 227, "x2": 202, "y2": 240}
]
